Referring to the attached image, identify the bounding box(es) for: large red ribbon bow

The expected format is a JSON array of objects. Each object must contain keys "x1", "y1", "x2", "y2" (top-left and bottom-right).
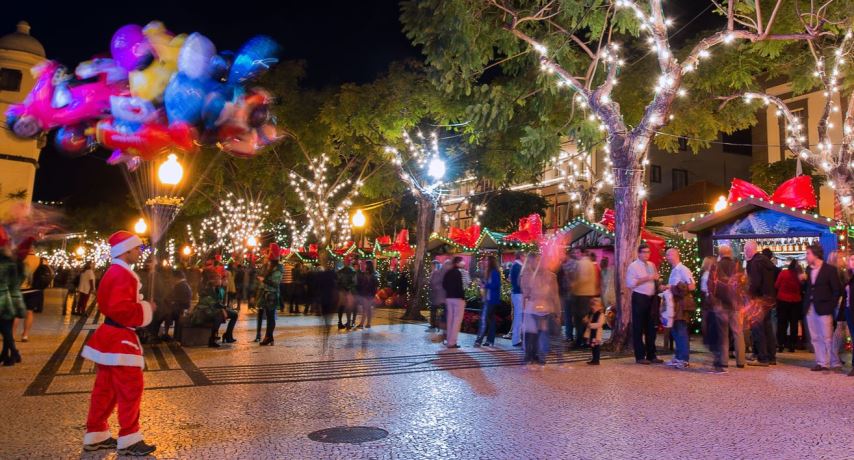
[
  {"x1": 727, "y1": 176, "x2": 816, "y2": 210},
  {"x1": 505, "y1": 213, "x2": 543, "y2": 243},
  {"x1": 376, "y1": 235, "x2": 392, "y2": 246},
  {"x1": 598, "y1": 205, "x2": 664, "y2": 266},
  {"x1": 448, "y1": 225, "x2": 481, "y2": 248},
  {"x1": 390, "y1": 229, "x2": 414, "y2": 260},
  {"x1": 333, "y1": 240, "x2": 354, "y2": 255}
]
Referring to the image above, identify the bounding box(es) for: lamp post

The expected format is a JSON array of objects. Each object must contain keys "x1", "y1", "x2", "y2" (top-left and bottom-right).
[
  {"x1": 158, "y1": 153, "x2": 184, "y2": 185},
  {"x1": 351, "y1": 209, "x2": 366, "y2": 248},
  {"x1": 134, "y1": 218, "x2": 148, "y2": 235}
]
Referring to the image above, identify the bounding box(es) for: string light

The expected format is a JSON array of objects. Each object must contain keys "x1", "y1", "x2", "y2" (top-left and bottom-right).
[{"x1": 187, "y1": 192, "x2": 269, "y2": 257}]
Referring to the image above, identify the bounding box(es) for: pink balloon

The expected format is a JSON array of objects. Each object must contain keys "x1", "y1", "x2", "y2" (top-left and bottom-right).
[{"x1": 111, "y1": 24, "x2": 152, "y2": 71}]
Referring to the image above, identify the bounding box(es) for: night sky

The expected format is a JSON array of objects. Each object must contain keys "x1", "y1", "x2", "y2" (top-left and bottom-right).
[{"x1": 5, "y1": 1, "x2": 717, "y2": 209}]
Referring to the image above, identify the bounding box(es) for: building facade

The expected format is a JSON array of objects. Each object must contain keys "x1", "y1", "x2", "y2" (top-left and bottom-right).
[{"x1": 0, "y1": 21, "x2": 44, "y2": 217}]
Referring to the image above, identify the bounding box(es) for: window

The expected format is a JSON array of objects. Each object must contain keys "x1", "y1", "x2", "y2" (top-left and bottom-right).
[
  {"x1": 722, "y1": 128, "x2": 752, "y2": 156},
  {"x1": 0, "y1": 68, "x2": 23, "y2": 92},
  {"x1": 678, "y1": 136, "x2": 688, "y2": 151},
  {"x1": 672, "y1": 169, "x2": 688, "y2": 191},
  {"x1": 650, "y1": 165, "x2": 662, "y2": 183}
]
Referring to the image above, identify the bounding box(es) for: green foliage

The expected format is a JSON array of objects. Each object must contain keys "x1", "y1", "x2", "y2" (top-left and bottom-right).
[{"x1": 478, "y1": 190, "x2": 547, "y2": 232}]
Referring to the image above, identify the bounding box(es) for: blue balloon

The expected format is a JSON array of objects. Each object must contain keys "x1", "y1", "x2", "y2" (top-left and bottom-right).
[
  {"x1": 164, "y1": 72, "x2": 208, "y2": 125},
  {"x1": 228, "y1": 36, "x2": 279, "y2": 84}
]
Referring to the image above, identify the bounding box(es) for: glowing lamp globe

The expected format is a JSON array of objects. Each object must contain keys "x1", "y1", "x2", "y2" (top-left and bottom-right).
[
  {"x1": 427, "y1": 157, "x2": 446, "y2": 180},
  {"x1": 75, "y1": 246, "x2": 85, "y2": 257},
  {"x1": 713, "y1": 195, "x2": 728, "y2": 212},
  {"x1": 158, "y1": 154, "x2": 183, "y2": 185},
  {"x1": 351, "y1": 209, "x2": 366, "y2": 228},
  {"x1": 182, "y1": 245, "x2": 192, "y2": 256},
  {"x1": 247, "y1": 236, "x2": 258, "y2": 247},
  {"x1": 134, "y1": 218, "x2": 147, "y2": 234}
]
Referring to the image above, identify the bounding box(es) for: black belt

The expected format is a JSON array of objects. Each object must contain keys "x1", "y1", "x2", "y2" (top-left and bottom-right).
[{"x1": 104, "y1": 317, "x2": 128, "y2": 328}]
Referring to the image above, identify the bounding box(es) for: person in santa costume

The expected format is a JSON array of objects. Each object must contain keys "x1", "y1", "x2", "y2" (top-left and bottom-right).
[{"x1": 80, "y1": 230, "x2": 157, "y2": 456}]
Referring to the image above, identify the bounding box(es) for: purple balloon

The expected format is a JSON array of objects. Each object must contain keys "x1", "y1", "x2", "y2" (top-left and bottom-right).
[{"x1": 110, "y1": 24, "x2": 152, "y2": 71}]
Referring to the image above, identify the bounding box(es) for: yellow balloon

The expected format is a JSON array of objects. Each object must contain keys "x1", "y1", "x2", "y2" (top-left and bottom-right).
[{"x1": 129, "y1": 23, "x2": 185, "y2": 101}]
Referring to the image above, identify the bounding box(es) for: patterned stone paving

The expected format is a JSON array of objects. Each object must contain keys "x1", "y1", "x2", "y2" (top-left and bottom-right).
[{"x1": 2, "y1": 303, "x2": 853, "y2": 459}]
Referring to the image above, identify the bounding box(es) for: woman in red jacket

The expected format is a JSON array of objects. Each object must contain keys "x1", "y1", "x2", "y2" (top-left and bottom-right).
[{"x1": 775, "y1": 259, "x2": 803, "y2": 353}]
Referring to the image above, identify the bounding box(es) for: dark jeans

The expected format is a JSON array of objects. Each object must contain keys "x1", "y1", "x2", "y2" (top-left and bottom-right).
[
  {"x1": 0, "y1": 318, "x2": 16, "y2": 361},
  {"x1": 631, "y1": 292, "x2": 658, "y2": 361},
  {"x1": 213, "y1": 309, "x2": 238, "y2": 339},
  {"x1": 429, "y1": 302, "x2": 444, "y2": 329},
  {"x1": 524, "y1": 314, "x2": 551, "y2": 364},
  {"x1": 561, "y1": 296, "x2": 573, "y2": 340},
  {"x1": 672, "y1": 320, "x2": 690, "y2": 362},
  {"x1": 261, "y1": 308, "x2": 276, "y2": 340},
  {"x1": 750, "y1": 307, "x2": 776, "y2": 362},
  {"x1": 591, "y1": 344, "x2": 601, "y2": 363},
  {"x1": 572, "y1": 295, "x2": 592, "y2": 347},
  {"x1": 476, "y1": 303, "x2": 497, "y2": 345},
  {"x1": 776, "y1": 300, "x2": 801, "y2": 350}
]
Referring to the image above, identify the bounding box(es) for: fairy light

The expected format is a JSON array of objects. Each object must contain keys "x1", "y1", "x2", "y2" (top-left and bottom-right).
[
  {"x1": 187, "y1": 192, "x2": 269, "y2": 257},
  {"x1": 288, "y1": 154, "x2": 362, "y2": 247}
]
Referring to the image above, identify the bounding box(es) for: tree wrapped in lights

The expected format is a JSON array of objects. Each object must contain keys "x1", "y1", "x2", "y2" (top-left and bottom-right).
[
  {"x1": 288, "y1": 154, "x2": 363, "y2": 253},
  {"x1": 725, "y1": 27, "x2": 854, "y2": 220},
  {"x1": 403, "y1": 0, "x2": 827, "y2": 347},
  {"x1": 269, "y1": 209, "x2": 311, "y2": 250},
  {"x1": 553, "y1": 145, "x2": 613, "y2": 219},
  {"x1": 187, "y1": 192, "x2": 269, "y2": 258},
  {"x1": 385, "y1": 130, "x2": 448, "y2": 319}
]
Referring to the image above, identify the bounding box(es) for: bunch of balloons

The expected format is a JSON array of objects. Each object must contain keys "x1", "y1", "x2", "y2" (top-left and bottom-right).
[{"x1": 5, "y1": 21, "x2": 281, "y2": 169}]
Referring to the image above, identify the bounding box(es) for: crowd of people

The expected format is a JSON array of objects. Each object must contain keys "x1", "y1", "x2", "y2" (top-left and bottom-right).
[{"x1": 428, "y1": 241, "x2": 854, "y2": 374}]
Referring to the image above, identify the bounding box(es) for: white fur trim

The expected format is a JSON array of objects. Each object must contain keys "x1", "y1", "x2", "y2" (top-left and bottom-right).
[
  {"x1": 83, "y1": 431, "x2": 111, "y2": 446},
  {"x1": 139, "y1": 300, "x2": 152, "y2": 327},
  {"x1": 81, "y1": 345, "x2": 145, "y2": 368},
  {"x1": 110, "y1": 235, "x2": 143, "y2": 259},
  {"x1": 117, "y1": 432, "x2": 144, "y2": 449}
]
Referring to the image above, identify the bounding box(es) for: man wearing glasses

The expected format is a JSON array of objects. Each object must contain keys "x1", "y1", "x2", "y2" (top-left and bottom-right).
[{"x1": 625, "y1": 245, "x2": 663, "y2": 364}]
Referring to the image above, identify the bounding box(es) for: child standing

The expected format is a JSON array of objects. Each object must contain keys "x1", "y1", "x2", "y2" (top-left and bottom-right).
[{"x1": 584, "y1": 298, "x2": 606, "y2": 365}]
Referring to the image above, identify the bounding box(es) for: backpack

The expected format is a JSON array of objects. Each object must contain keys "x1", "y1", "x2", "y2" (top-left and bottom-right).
[{"x1": 32, "y1": 265, "x2": 53, "y2": 290}]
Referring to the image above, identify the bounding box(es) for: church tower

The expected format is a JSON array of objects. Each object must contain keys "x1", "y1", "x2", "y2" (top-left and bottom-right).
[{"x1": 0, "y1": 20, "x2": 45, "y2": 216}]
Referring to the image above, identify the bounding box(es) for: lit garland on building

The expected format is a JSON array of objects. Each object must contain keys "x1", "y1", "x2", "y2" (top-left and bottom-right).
[{"x1": 288, "y1": 154, "x2": 362, "y2": 247}]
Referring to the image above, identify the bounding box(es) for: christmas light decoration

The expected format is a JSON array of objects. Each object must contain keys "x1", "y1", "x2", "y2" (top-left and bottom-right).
[
  {"x1": 288, "y1": 154, "x2": 362, "y2": 246},
  {"x1": 729, "y1": 28, "x2": 854, "y2": 220},
  {"x1": 186, "y1": 192, "x2": 269, "y2": 257}
]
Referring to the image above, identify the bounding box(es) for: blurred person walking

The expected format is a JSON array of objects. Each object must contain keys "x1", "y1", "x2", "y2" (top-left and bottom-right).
[
  {"x1": 442, "y1": 257, "x2": 466, "y2": 349},
  {"x1": 520, "y1": 252, "x2": 560, "y2": 367},
  {"x1": 474, "y1": 256, "x2": 501, "y2": 347},
  {"x1": 0, "y1": 227, "x2": 25, "y2": 366},
  {"x1": 803, "y1": 244, "x2": 842, "y2": 371}
]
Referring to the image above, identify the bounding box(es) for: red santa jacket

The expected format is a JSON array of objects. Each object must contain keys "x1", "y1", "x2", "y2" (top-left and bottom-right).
[{"x1": 81, "y1": 260, "x2": 152, "y2": 368}]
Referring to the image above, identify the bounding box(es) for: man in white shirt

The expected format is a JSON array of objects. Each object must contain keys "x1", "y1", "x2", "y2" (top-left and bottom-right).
[
  {"x1": 75, "y1": 262, "x2": 96, "y2": 315},
  {"x1": 664, "y1": 248, "x2": 696, "y2": 368},
  {"x1": 625, "y1": 245, "x2": 662, "y2": 364}
]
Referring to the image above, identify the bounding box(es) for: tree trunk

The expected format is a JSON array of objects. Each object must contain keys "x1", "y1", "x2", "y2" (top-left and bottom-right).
[
  {"x1": 403, "y1": 195, "x2": 435, "y2": 320},
  {"x1": 608, "y1": 150, "x2": 644, "y2": 351}
]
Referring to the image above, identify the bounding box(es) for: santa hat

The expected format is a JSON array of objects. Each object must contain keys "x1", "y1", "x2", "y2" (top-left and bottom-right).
[
  {"x1": 109, "y1": 230, "x2": 143, "y2": 259},
  {"x1": 268, "y1": 243, "x2": 280, "y2": 260}
]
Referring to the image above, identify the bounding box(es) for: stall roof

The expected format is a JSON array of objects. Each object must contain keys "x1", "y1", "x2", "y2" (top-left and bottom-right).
[
  {"x1": 558, "y1": 217, "x2": 616, "y2": 247},
  {"x1": 681, "y1": 196, "x2": 836, "y2": 234},
  {"x1": 427, "y1": 233, "x2": 474, "y2": 252}
]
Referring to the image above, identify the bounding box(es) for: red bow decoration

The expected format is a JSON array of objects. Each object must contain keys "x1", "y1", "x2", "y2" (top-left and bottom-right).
[
  {"x1": 505, "y1": 214, "x2": 543, "y2": 243},
  {"x1": 389, "y1": 229, "x2": 413, "y2": 260},
  {"x1": 334, "y1": 240, "x2": 354, "y2": 255},
  {"x1": 307, "y1": 243, "x2": 318, "y2": 259},
  {"x1": 598, "y1": 205, "x2": 664, "y2": 266},
  {"x1": 376, "y1": 235, "x2": 392, "y2": 246},
  {"x1": 727, "y1": 176, "x2": 816, "y2": 210},
  {"x1": 448, "y1": 225, "x2": 481, "y2": 248}
]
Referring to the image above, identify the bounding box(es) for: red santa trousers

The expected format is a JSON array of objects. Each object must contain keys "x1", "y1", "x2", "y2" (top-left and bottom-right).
[{"x1": 84, "y1": 364, "x2": 144, "y2": 449}]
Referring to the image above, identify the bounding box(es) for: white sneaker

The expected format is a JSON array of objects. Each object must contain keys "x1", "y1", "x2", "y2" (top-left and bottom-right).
[{"x1": 665, "y1": 358, "x2": 680, "y2": 367}]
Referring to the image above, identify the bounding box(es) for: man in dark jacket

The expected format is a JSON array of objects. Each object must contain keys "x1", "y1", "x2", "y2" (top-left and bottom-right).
[
  {"x1": 442, "y1": 256, "x2": 465, "y2": 349},
  {"x1": 804, "y1": 244, "x2": 842, "y2": 371},
  {"x1": 744, "y1": 241, "x2": 777, "y2": 366},
  {"x1": 168, "y1": 270, "x2": 193, "y2": 342}
]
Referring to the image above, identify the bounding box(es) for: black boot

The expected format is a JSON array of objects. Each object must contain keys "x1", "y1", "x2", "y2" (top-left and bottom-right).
[
  {"x1": 11, "y1": 349, "x2": 21, "y2": 363},
  {"x1": 260, "y1": 336, "x2": 274, "y2": 346},
  {"x1": 208, "y1": 337, "x2": 221, "y2": 348}
]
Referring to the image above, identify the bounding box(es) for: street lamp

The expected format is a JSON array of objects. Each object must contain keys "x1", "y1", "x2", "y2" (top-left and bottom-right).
[
  {"x1": 182, "y1": 245, "x2": 192, "y2": 256},
  {"x1": 351, "y1": 209, "x2": 366, "y2": 228},
  {"x1": 247, "y1": 235, "x2": 258, "y2": 248},
  {"x1": 158, "y1": 153, "x2": 184, "y2": 185},
  {"x1": 713, "y1": 195, "x2": 727, "y2": 212},
  {"x1": 134, "y1": 218, "x2": 148, "y2": 235},
  {"x1": 75, "y1": 246, "x2": 85, "y2": 257},
  {"x1": 427, "y1": 157, "x2": 446, "y2": 180}
]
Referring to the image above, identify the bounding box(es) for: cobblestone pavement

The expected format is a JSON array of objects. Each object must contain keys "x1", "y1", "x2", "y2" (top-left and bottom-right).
[{"x1": 2, "y1": 303, "x2": 854, "y2": 459}]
